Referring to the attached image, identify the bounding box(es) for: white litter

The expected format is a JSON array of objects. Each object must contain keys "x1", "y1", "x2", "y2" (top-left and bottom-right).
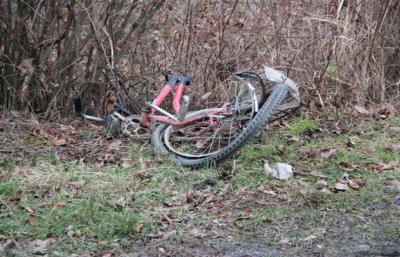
[{"x1": 264, "y1": 162, "x2": 294, "y2": 180}]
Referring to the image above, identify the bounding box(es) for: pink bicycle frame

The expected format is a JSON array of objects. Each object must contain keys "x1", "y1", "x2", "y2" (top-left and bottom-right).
[{"x1": 139, "y1": 76, "x2": 228, "y2": 128}]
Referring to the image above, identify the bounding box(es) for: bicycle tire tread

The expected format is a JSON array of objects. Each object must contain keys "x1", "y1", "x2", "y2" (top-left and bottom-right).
[{"x1": 173, "y1": 85, "x2": 288, "y2": 168}]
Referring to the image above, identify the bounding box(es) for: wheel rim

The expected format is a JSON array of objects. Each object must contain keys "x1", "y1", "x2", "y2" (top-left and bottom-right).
[{"x1": 162, "y1": 81, "x2": 257, "y2": 158}]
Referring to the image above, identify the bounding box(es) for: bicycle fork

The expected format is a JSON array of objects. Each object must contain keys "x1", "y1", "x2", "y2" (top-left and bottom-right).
[{"x1": 140, "y1": 75, "x2": 191, "y2": 128}]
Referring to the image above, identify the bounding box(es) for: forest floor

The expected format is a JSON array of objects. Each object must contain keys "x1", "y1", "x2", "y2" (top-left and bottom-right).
[{"x1": 0, "y1": 108, "x2": 399, "y2": 257}]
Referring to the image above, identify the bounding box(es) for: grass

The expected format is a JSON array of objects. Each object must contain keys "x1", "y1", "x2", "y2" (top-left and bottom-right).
[{"x1": 0, "y1": 116, "x2": 399, "y2": 256}]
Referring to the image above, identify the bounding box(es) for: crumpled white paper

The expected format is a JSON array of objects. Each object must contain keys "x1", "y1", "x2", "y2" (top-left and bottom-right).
[{"x1": 264, "y1": 162, "x2": 294, "y2": 180}]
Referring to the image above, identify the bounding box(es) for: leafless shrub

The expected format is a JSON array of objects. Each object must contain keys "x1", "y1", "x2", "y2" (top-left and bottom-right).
[
  {"x1": 0, "y1": 0, "x2": 165, "y2": 117},
  {"x1": 1, "y1": 0, "x2": 398, "y2": 117},
  {"x1": 148, "y1": 0, "x2": 399, "y2": 110}
]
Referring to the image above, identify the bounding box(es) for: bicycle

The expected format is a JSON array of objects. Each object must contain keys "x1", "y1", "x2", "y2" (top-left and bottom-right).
[{"x1": 73, "y1": 66, "x2": 301, "y2": 168}]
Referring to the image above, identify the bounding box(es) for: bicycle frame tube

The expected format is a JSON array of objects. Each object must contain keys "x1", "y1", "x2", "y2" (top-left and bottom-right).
[
  {"x1": 172, "y1": 83, "x2": 185, "y2": 113},
  {"x1": 140, "y1": 81, "x2": 187, "y2": 128},
  {"x1": 151, "y1": 107, "x2": 227, "y2": 126},
  {"x1": 151, "y1": 84, "x2": 173, "y2": 113}
]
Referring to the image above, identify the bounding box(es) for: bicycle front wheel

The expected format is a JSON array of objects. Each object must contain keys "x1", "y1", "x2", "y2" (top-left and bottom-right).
[
  {"x1": 151, "y1": 78, "x2": 259, "y2": 158},
  {"x1": 172, "y1": 85, "x2": 289, "y2": 167}
]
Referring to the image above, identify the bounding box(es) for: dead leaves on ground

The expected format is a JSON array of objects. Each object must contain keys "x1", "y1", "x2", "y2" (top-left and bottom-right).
[
  {"x1": 314, "y1": 172, "x2": 365, "y2": 193},
  {"x1": 0, "y1": 117, "x2": 132, "y2": 165},
  {"x1": 370, "y1": 161, "x2": 398, "y2": 172},
  {"x1": 382, "y1": 179, "x2": 400, "y2": 193},
  {"x1": 352, "y1": 104, "x2": 395, "y2": 120},
  {"x1": 31, "y1": 238, "x2": 56, "y2": 253},
  {"x1": 186, "y1": 228, "x2": 207, "y2": 238},
  {"x1": 0, "y1": 237, "x2": 16, "y2": 254},
  {"x1": 303, "y1": 147, "x2": 341, "y2": 159},
  {"x1": 320, "y1": 147, "x2": 341, "y2": 159}
]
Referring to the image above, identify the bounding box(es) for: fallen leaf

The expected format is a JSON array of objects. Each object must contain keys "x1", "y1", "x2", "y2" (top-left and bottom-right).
[
  {"x1": 309, "y1": 171, "x2": 328, "y2": 178},
  {"x1": 97, "y1": 250, "x2": 115, "y2": 257},
  {"x1": 386, "y1": 143, "x2": 400, "y2": 151},
  {"x1": 32, "y1": 238, "x2": 56, "y2": 252},
  {"x1": 370, "y1": 161, "x2": 398, "y2": 171},
  {"x1": 348, "y1": 179, "x2": 362, "y2": 190},
  {"x1": 28, "y1": 217, "x2": 38, "y2": 226},
  {"x1": 148, "y1": 230, "x2": 177, "y2": 240},
  {"x1": 132, "y1": 171, "x2": 150, "y2": 179},
  {"x1": 264, "y1": 162, "x2": 294, "y2": 180},
  {"x1": 303, "y1": 235, "x2": 317, "y2": 241},
  {"x1": 382, "y1": 179, "x2": 400, "y2": 192},
  {"x1": 51, "y1": 138, "x2": 67, "y2": 147},
  {"x1": 24, "y1": 206, "x2": 36, "y2": 214},
  {"x1": 67, "y1": 230, "x2": 81, "y2": 238},
  {"x1": 341, "y1": 172, "x2": 350, "y2": 180},
  {"x1": 135, "y1": 223, "x2": 144, "y2": 232},
  {"x1": 375, "y1": 106, "x2": 391, "y2": 118},
  {"x1": 244, "y1": 207, "x2": 253, "y2": 213},
  {"x1": 278, "y1": 238, "x2": 290, "y2": 244},
  {"x1": 384, "y1": 179, "x2": 399, "y2": 186},
  {"x1": 12, "y1": 166, "x2": 22, "y2": 178},
  {"x1": 287, "y1": 135, "x2": 301, "y2": 143},
  {"x1": 187, "y1": 228, "x2": 206, "y2": 238},
  {"x1": 347, "y1": 137, "x2": 356, "y2": 147},
  {"x1": 320, "y1": 148, "x2": 340, "y2": 159},
  {"x1": 185, "y1": 191, "x2": 197, "y2": 204},
  {"x1": 67, "y1": 180, "x2": 86, "y2": 189},
  {"x1": 121, "y1": 159, "x2": 134, "y2": 168},
  {"x1": 354, "y1": 105, "x2": 369, "y2": 115},
  {"x1": 334, "y1": 182, "x2": 349, "y2": 191},
  {"x1": 9, "y1": 193, "x2": 22, "y2": 201},
  {"x1": 0, "y1": 239, "x2": 14, "y2": 253},
  {"x1": 156, "y1": 213, "x2": 173, "y2": 224},
  {"x1": 315, "y1": 179, "x2": 328, "y2": 189},
  {"x1": 339, "y1": 162, "x2": 359, "y2": 172},
  {"x1": 320, "y1": 188, "x2": 333, "y2": 195},
  {"x1": 257, "y1": 186, "x2": 277, "y2": 195}
]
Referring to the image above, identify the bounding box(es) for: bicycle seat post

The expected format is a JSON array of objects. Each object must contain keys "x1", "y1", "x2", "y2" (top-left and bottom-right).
[{"x1": 178, "y1": 95, "x2": 190, "y2": 121}]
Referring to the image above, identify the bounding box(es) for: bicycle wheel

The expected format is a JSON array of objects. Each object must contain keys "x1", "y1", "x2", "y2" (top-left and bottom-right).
[
  {"x1": 151, "y1": 108, "x2": 221, "y2": 155},
  {"x1": 151, "y1": 78, "x2": 260, "y2": 158},
  {"x1": 171, "y1": 85, "x2": 288, "y2": 167}
]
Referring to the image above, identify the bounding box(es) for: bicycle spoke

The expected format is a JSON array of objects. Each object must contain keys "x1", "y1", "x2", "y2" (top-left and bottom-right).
[{"x1": 162, "y1": 79, "x2": 256, "y2": 158}]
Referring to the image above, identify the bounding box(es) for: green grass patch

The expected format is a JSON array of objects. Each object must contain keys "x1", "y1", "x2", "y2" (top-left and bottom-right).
[
  {"x1": 1, "y1": 117, "x2": 399, "y2": 256},
  {"x1": 286, "y1": 116, "x2": 315, "y2": 135}
]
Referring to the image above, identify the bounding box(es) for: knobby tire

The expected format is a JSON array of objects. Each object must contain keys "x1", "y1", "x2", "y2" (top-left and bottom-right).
[{"x1": 152, "y1": 85, "x2": 288, "y2": 168}]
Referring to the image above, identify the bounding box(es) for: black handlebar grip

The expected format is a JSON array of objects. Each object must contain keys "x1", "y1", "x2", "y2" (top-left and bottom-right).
[
  {"x1": 72, "y1": 92, "x2": 82, "y2": 113},
  {"x1": 181, "y1": 76, "x2": 191, "y2": 86}
]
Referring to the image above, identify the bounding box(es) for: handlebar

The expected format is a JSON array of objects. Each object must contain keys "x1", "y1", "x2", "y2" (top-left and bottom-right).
[{"x1": 165, "y1": 74, "x2": 191, "y2": 86}]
